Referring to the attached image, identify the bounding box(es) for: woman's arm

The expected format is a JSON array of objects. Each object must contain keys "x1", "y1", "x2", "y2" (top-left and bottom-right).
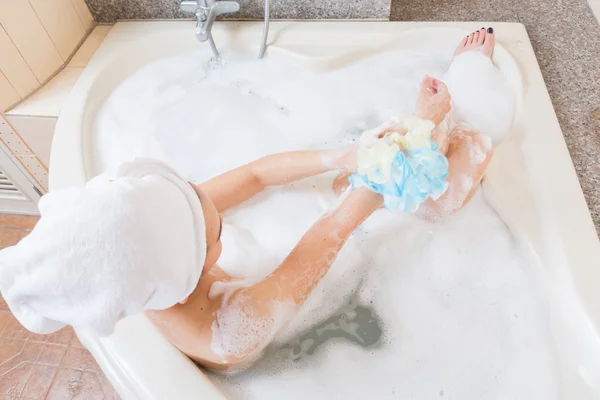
[
  {"x1": 198, "y1": 147, "x2": 355, "y2": 212},
  {"x1": 207, "y1": 188, "x2": 383, "y2": 365},
  {"x1": 147, "y1": 188, "x2": 382, "y2": 369}
]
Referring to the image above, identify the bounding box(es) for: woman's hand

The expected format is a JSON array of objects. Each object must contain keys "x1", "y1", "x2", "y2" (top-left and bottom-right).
[
  {"x1": 330, "y1": 120, "x2": 404, "y2": 173},
  {"x1": 330, "y1": 144, "x2": 358, "y2": 172}
]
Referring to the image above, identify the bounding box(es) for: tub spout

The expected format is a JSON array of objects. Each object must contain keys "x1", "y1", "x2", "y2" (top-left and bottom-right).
[
  {"x1": 180, "y1": 0, "x2": 270, "y2": 59},
  {"x1": 181, "y1": 0, "x2": 243, "y2": 42}
]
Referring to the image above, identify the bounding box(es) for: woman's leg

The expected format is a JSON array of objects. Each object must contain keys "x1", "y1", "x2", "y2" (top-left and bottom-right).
[
  {"x1": 444, "y1": 27, "x2": 515, "y2": 145},
  {"x1": 333, "y1": 28, "x2": 499, "y2": 216},
  {"x1": 417, "y1": 28, "x2": 500, "y2": 218},
  {"x1": 416, "y1": 123, "x2": 492, "y2": 220},
  {"x1": 333, "y1": 122, "x2": 493, "y2": 220},
  {"x1": 332, "y1": 75, "x2": 453, "y2": 198}
]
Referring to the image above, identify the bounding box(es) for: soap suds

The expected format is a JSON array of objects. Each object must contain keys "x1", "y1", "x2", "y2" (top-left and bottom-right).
[
  {"x1": 211, "y1": 293, "x2": 296, "y2": 363},
  {"x1": 443, "y1": 52, "x2": 515, "y2": 145},
  {"x1": 91, "y1": 48, "x2": 597, "y2": 399}
]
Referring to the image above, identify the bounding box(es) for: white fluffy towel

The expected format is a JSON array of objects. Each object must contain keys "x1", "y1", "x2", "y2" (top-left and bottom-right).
[{"x1": 0, "y1": 158, "x2": 206, "y2": 336}]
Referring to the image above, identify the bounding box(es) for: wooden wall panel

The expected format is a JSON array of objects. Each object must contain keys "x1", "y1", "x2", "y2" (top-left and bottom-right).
[
  {"x1": 29, "y1": 0, "x2": 87, "y2": 60},
  {"x1": 0, "y1": 25, "x2": 39, "y2": 98},
  {"x1": 70, "y1": 0, "x2": 95, "y2": 32},
  {"x1": 0, "y1": 0, "x2": 95, "y2": 112},
  {"x1": 0, "y1": 0, "x2": 64, "y2": 82},
  {"x1": 0, "y1": 72, "x2": 20, "y2": 112}
]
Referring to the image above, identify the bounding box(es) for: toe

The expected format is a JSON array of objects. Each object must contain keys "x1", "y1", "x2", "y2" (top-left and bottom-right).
[
  {"x1": 482, "y1": 27, "x2": 495, "y2": 57},
  {"x1": 468, "y1": 32, "x2": 475, "y2": 45},
  {"x1": 478, "y1": 28, "x2": 486, "y2": 44},
  {"x1": 473, "y1": 30, "x2": 480, "y2": 44},
  {"x1": 453, "y1": 36, "x2": 469, "y2": 59}
]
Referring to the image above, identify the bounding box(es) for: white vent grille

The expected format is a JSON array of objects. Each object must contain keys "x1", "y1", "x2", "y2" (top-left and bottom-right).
[{"x1": 0, "y1": 170, "x2": 27, "y2": 200}]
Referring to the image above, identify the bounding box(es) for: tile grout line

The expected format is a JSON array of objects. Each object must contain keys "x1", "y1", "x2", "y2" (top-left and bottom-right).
[
  {"x1": 4, "y1": 19, "x2": 94, "y2": 113},
  {"x1": 27, "y1": 0, "x2": 66, "y2": 64},
  {"x1": 45, "y1": 336, "x2": 71, "y2": 400},
  {"x1": 0, "y1": 69, "x2": 21, "y2": 106},
  {"x1": 46, "y1": 330, "x2": 81, "y2": 400},
  {"x1": 0, "y1": 314, "x2": 11, "y2": 336},
  {"x1": 67, "y1": 0, "x2": 89, "y2": 33},
  {"x1": 18, "y1": 334, "x2": 47, "y2": 398},
  {"x1": 1, "y1": 359, "x2": 32, "y2": 379},
  {"x1": 0, "y1": 25, "x2": 41, "y2": 88},
  {"x1": 0, "y1": 340, "x2": 27, "y2": 374}
]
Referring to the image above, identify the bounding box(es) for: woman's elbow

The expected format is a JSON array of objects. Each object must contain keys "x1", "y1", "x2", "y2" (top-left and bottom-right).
[{"x1": 209, "y1": 297, "x2": 296, "y2": 369}]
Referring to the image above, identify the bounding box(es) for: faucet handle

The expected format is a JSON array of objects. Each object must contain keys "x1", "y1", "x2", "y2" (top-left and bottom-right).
[
  {"x1": 180, "y1": 0, "x2": 199, "y2": 13},
  {"x1": 208, "y1": 1, "x2": 242, "y2": 15},
  {"x1": 181, "y1": 0, "x2": 241, "y2": 14}
]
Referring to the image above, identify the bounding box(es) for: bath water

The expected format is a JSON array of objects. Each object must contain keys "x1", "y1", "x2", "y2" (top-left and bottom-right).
[{"x1": 93, "y1": 48, "x2": 565, "y2": 399}]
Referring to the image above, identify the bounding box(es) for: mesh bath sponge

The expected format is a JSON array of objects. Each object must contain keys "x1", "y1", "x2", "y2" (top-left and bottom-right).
[{"x1": 349, "y1": 116, "x2": 449, "y2": 213}]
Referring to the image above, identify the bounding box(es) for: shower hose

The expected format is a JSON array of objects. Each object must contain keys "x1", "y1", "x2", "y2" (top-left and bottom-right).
[{"x1": 208, "y1": 0, "x2": 270, "y2": 59}]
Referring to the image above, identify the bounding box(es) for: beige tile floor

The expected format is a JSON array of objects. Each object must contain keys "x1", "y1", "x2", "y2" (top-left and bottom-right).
[{"x1": 0, "y1": 214, "x2": 119, "y2": 400}]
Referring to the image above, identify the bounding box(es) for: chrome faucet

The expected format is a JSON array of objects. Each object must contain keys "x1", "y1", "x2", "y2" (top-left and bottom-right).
[
  {"x1": 180, "y1": 0, "x2": 244, "y2": 43},
  {"x1": 180, "y1": 0, "x2": 270, "y2": 59}
]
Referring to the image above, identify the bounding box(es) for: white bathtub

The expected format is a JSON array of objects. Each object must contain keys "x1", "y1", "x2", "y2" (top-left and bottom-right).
[{"x1": 50, "y1": 21, "x2": 600, "y2": 399}]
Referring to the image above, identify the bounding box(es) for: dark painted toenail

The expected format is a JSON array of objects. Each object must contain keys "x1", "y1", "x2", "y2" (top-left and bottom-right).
[
  {"x1": 482, "y1": 27, "x2": 485, "y2": 30},
  {"x1": 487, "y1": 27, "x2": 494, "y2": 33}
]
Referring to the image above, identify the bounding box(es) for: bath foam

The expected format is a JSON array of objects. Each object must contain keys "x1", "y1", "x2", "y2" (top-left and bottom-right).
[
  {"x1": 92, "y1": 49, "x2": 559, "y2": 398},
  {"x1": 443, "y1": 52, "x2": 515, "y2": 145},
  {"x1": 209, "y1": 193, "x2": 557, "y2": 400}
]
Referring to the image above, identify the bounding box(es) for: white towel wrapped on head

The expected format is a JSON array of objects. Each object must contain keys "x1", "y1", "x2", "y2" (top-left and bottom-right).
[{"x1": 0, "y1": 158, "x2": 206, "y2": 336}]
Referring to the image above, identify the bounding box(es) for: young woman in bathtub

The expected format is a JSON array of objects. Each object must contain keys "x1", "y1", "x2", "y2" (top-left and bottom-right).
[{"x1": 150, "y1": 29, "x2": 497, "y2": 370}]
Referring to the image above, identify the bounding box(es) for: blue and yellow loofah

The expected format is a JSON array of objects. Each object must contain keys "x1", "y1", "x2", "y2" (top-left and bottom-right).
[{"x1": 349, "y1": 117, "x2": 449, "y2": 213}]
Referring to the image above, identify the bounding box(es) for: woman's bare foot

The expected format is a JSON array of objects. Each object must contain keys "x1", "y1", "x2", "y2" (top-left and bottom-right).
[{"x1": 453, "y1": 27, "x2": 495, "y2": 60}]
